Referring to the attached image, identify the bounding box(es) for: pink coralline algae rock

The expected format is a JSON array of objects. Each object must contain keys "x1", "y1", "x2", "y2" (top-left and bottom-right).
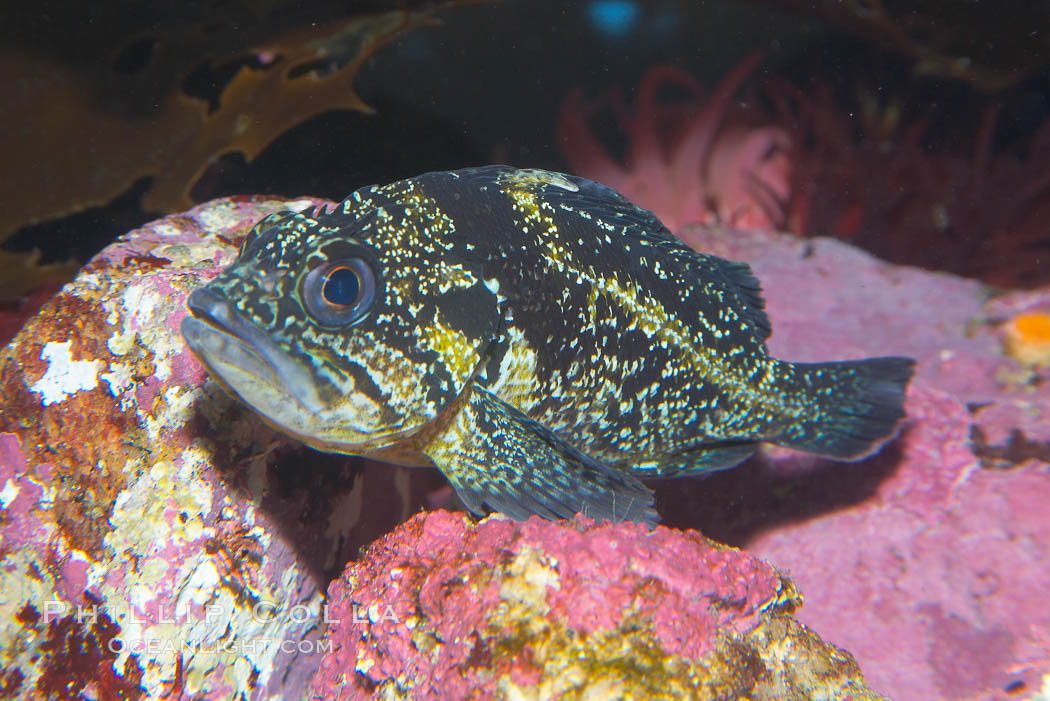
[
  {"x1": 0, "y1": 197, "x2": 442, "y2": 699},
  {"x1": 733, "y1": 386, "x2": 1050, "y2": 701},
  {"x1": 650, "y1": 224, "x2": 1050, "y2": 701},
  {"x1": 311, "y1": 510, "x2": 883, "y2": 700}
]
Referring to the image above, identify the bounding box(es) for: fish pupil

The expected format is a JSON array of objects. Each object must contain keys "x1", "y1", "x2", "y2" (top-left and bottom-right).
[{"x1": 323, "y1": 267, "x2": 360, "y2": 306}]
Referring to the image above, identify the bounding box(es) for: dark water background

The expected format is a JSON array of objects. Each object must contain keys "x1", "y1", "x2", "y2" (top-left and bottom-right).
[{"x1": 5, "y1": 0, "x2": 1048, "y2": 275}]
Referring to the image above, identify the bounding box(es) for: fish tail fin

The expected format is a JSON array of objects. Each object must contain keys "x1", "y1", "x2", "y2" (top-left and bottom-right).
[{"x1": 774, "y1": 356, "x2": 915, "y2": 460}]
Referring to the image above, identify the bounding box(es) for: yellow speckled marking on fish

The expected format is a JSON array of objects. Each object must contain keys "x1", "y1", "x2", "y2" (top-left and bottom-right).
[{"x1": 418, "y1": 314, "x2": 482, "y2": 387}]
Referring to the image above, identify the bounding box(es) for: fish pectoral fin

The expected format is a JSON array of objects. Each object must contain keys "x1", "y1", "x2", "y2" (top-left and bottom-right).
[
  {"x1": 631, "y1": 441, "x2": 757, "y2": 478},
  {"x1": 424, "y1": 387, "x2": 658, "y2": 526}
]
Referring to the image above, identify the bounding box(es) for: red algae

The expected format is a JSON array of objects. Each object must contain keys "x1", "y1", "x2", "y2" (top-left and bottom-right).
[{"x1": 559, "y1": 55, "x2": 792, "y2": 234}]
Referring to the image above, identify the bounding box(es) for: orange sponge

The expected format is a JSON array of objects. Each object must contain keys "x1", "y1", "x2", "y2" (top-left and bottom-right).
[{"x1": 1003, "y1": 312, "x2": 1050, "y2": 367}]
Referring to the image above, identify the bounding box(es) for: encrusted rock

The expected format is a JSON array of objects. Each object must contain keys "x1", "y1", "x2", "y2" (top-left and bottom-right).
[
  {"x1": 311, "y1": 510, "x2": 882, "y2": 700},
  {"x1": 0, "y1": 197, "x2": 441, "y2": 699}
]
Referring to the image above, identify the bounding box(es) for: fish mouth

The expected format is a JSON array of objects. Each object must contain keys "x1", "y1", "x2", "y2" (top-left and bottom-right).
[{"x1": 181, "y1": 288, "x2": 327, "y2": 416}]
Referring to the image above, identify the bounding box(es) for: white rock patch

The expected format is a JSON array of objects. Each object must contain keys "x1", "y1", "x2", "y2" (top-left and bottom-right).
[
  {"x1": 0, "y1": 479, "x2": 19, "y2": 508},
  {"x1": 30, "y1": 341, "x2": 104, "y2": 406}
]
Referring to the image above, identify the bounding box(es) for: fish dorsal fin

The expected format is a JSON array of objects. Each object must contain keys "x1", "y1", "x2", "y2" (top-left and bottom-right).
[
  {"x1": 534, "y1": 169, "x2": 687, "y2": 248},
  {"x1": 461, "y1": 166, "x2": 773, "y2": 342},
  {"x1": 458, "y1": 165, "x2": 682, "y2": 247},
  {"x1": 685, "y1": 254, "x2": 772, "y2": 342},
  {"x1": 565, "y1": 182, "x2": 773, "y2": 343}
]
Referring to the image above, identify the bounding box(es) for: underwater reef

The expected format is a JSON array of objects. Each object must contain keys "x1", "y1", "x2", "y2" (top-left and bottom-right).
[
  {"x1": 2, "y1": 1, "x2": 1050, "y2": 697},
  {"x1": 1, "y1": 187, "x2": 1048, "y2": 697}
]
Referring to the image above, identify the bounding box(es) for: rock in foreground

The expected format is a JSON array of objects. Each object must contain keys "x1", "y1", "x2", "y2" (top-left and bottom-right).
[{"x1": 311, "y1": 510, "x2": 883, "y2": 700}]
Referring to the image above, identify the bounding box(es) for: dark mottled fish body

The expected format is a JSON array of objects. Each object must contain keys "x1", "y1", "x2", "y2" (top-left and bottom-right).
[{"x1": 182, "y1": 166, "x2": 914, "y2": 524}]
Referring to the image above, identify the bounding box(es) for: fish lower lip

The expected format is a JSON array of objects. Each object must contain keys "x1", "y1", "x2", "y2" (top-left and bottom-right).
[{"x1": 182, "y1": 288, "x2": 325, "y2": 414}]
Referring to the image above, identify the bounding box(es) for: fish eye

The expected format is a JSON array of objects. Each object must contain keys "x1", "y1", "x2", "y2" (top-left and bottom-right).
[{"x1": 302, "y1": 258, "x2": 377, "y2": 326}]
